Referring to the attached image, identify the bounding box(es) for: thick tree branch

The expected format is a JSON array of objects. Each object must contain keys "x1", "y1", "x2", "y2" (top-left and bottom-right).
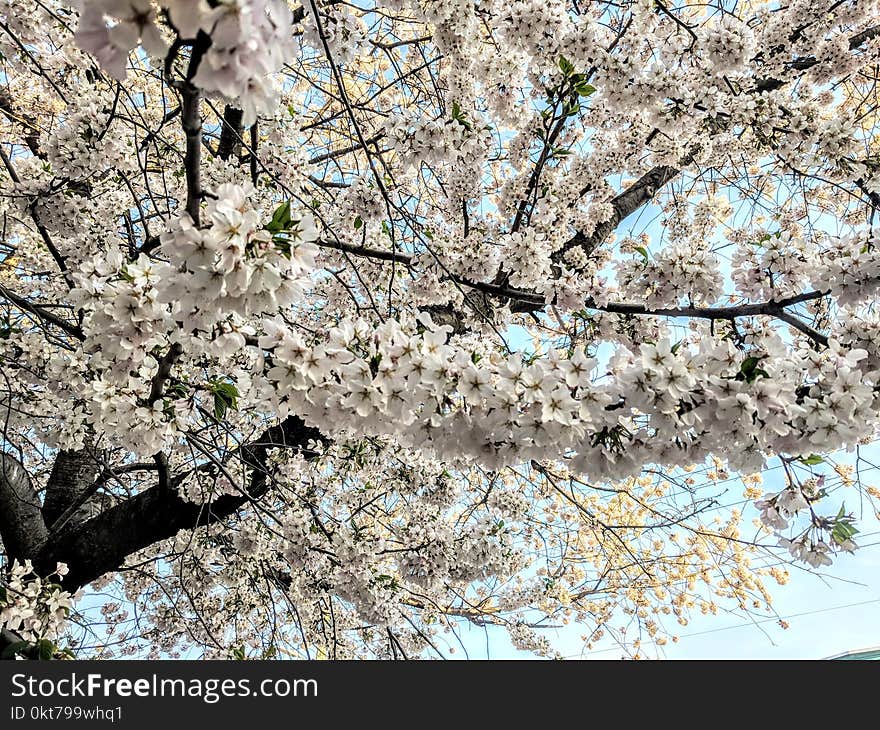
[
  {"x1": 42, "y1": 448, "x2": 100, "y2": 529},
  {"x1": 554, "y1": 165, "x2": 679, "y2": 262},
  {"x1": 216, "y1": 105, "x2": 244, "y2": 161},
  {"x1": 148, "y1": 342, "x2": 183, "y2": 404},
  {"x1": 35, "y1": 416, "x2": 323, "y2": 592},
  {"x1": 47, "y1": 462, "x2": 158, "y2": 535},
  {"x1": 0, "y1": 452, "x2": 47, "y2": 564},
  {"x1": 181, "y1": 83, "x2": 203, "y2": 224},
  {"x1": 173, "y1": 30, "x2": 212, "y2": 225}
]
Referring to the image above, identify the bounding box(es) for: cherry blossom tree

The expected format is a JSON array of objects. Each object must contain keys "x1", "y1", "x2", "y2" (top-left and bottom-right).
[{"x1": 0, "y1": 0, "x2": 879, "y2": 659}]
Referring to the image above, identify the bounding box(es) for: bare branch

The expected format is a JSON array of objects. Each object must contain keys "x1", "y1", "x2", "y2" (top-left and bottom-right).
[{"x1": 0, "y1": 285, "x2": 84, "y2": 339}]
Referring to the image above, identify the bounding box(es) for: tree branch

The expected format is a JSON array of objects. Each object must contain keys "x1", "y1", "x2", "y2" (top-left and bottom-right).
[
  {"x1": 756, "y1": 23, "x2": 880, "y2": 92},
  {"x1": 35, "y1": 416, "x2": 324, "y2": 592},
  {"x1": 42, "y1": 448, "x2": 100, "y2": 529},
  {"x1": 216, "y1": 105, "x2": 244, "y2": 161},
  {"x1": 0, "y1": 285, "x2": 84, "y2": 339},
  {"x1": 147, "y1": 342, "x2": 183, "y2": 404},
  {"x1": 0, "y1": 149, "x2": 74, "y2": 288},
  {"x1": 0, "y1": 452, "x2": 47, "y2": 564},
  {"x1": 0, "y1": 88, "x2": 42, "y2": 157},
  {"x1": 181, "y1": 83, "x2": 203, "y2": 224},
  {"x1": 47, "y1": 462, "x2": 158, "y2": 535},
  {"x1": 554, "y1": 165, "x2": 679, "y2": 262}
]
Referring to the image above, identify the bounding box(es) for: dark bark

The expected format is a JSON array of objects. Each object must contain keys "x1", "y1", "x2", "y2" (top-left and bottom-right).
[
  {"x1": 216, "y1": 105, "x2": 244, "y2": 161},
  {"x1": 181, "y1": 83, "x2": 203, "y2": 224},
  {"x1": 42, "y1": 449, "x2": 99, "y2": 528},
  {"x1": 0, "y1": 284, "x2": 84, "y2": 339},
  {"x1": 34, "y1": 415, "x2": 323, "y2": 592},
  {"x1": 553, "y1": 165, "x2": 679, "y2": 264},
  {"x1": 0, "y1": 453, "x2": 47, "y2": 564}
]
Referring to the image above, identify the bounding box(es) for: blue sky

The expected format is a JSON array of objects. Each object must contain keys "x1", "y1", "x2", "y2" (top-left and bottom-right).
[
  {"x1": 433, "y1": 174, "x2": 880, "y2": 659},
  {"x1": 441, "y1": 444, "x2": 880, "y2": 659},
  {"x1": 69, "y1": 173, "x2": 880, "y2": 661}
]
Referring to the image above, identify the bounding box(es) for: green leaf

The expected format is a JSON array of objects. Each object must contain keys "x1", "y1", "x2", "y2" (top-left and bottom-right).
[
  {"x1": 166, "y1": 380, "x2": 188, "y2": 400},
  {"x1": 353, "y1": 215, "x2": 363, "y2": 230},
  {"x1": 831, "y1": 521, "x2": 859, "y2": 544},
  {"x1": 558, "y1": 56, "x2": 575, "y2": 77},
  {"x1": 266, "y1": 201, "x2": 292, "y2": 235},
  {"x1": 208, "y1": 380, "x2": 240, "y2": 420},
  {"x1": 451, "y1": 101, "x2": 473, "y2": 131},
  {"x1": 830, "y1": 503, "x2": 859, "y2": 545},
  {"x1": 737, "y1": 356, "x2": 769, "y2": 383},
  {"x1": 36, "y1": 638, "x2": 55, "y2": 661},
  {"x1": 576, "y1": 82, "x2": 596, "y2": 97},
  {"x1": 799, "y1": 454, "x2": 824, "y2": 466},
  {"x1": 634, "y1": 246, "x2": 649, "y2": 261}
]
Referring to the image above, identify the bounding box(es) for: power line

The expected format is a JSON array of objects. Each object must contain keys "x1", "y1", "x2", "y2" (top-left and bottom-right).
[
  {"x1": 677, "y1": 597, "x2": 880, "y2": 638},
  {"x1": 562, "y1": 574, "x2": 880, "y2": 658}
]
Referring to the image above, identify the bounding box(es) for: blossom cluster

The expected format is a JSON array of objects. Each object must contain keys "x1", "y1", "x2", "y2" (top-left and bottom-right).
[
  {"x1": 74, "y1": 0, "x2": 296, "y2": 122},
  {"x1": 4, "y1": 0, "x2": 880, "y2": 660},
  {"x1": 0, "y1": 562, "x2": 73, "y2": 645},
  {"x1": 757, "y1": 476, "x2": 859, "y2": 569},
  {"x1": 157, "y1": 183, "x2": 319, "y2": 329},
  {"x1": 257, "y1": 314, "x2": 880, "y2": 483},
  {"x1": 65, "y1": 184, "x2": 318, "y2": 455},
  {"x1": 616, "y1": 241, "x2": 721, "y2": 307}
]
